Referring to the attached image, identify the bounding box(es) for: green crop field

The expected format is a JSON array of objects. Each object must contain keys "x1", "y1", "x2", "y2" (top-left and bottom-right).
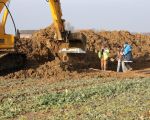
[{"x1": 0, "y1": 77, "x2": 150, "y2": 120}]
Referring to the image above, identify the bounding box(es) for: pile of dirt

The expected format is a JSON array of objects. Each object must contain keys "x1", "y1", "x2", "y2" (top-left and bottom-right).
[
  {"x1": 1, "y1": 26, "x2": 150, "y2": 79},
  {"x1": 99, "y1": 31, "x2": 150, "y2": 59},
  {"x1": 16, "y1": 25, "x2": 56, "y2": 61},
  {"x1": 81, "y1": 30, "x2": 150, "y2": 59}
]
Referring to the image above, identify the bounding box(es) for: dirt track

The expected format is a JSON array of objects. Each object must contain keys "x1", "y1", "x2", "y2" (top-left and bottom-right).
[{"x1": 0, "y1": 25, "x2": 150, "y2": 80}]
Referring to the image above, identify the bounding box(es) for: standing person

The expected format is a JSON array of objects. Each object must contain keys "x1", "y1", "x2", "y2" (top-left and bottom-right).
[
  {"x1": 98, "y1": 44, "x2": 110, "y2": 71},
  {"x1": 122, "y1": 42, "x2": 133, "y2": 72},
  {"x1": 116, "y1": 46, "x2": 123, "y2": 72}
]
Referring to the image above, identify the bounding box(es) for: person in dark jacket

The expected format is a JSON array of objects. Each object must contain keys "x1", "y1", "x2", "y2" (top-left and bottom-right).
[{"x1": 122, "y1": 42, "x2": 133, "y2": 72}]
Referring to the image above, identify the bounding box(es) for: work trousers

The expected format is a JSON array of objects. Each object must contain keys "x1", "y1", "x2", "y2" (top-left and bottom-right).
[
  {"x1": 122, "y1": 61, "x2": 132, "y2": 72},
  {"x1": 122, "y1": 61, "x2": 128, "y2": 72},
  {"x1": 117, "y1": 59, "x2": 122, "y2": 72}
]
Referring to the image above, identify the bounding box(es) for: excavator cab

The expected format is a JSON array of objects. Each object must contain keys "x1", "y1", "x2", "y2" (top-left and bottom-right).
[{"x1": 0, "y1": 26, "x2": 15, "y2": 52}]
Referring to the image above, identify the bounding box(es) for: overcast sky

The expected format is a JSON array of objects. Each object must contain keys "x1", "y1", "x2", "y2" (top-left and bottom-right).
[{"x1": 4, "y1": 0, "x2": 150, "y2": 34}]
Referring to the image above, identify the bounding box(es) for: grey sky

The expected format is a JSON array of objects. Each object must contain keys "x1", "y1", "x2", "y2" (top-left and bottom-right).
[{"x1": 5, "y1": 0, "x2": 150, "y2": 34}]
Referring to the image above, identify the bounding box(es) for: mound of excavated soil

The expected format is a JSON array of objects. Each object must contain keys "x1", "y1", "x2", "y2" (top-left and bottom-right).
[
  {"x1": 80, "y1": 30, "x2": 150, "y2": 70},
  {"x1": 81, "y1": 30, "x2": 150, "y2": 59},
  {"x1": 1, "y1": 26, "x2": 150, "y2": 79},
  {"x1": 99, "y1": 31, "x2": 150, "y2": 59},
  {"x1": 16, "y1": 25, "x2": 56, "y2": 62}
]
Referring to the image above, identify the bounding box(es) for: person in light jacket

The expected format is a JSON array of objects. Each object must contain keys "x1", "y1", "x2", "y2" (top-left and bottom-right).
[{"x1": 122, "y1": 42, "x2": 133, "y2": 72}]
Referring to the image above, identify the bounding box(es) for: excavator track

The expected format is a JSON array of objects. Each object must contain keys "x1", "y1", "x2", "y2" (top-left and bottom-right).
[{"x1": 0, "y1": 53, "x2": 26, "y2": 72}]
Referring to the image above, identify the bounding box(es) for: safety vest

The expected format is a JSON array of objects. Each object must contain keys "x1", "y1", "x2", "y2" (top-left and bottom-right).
[{"x1": 98, "y1": 48, "x2": 109, "y2": 60}]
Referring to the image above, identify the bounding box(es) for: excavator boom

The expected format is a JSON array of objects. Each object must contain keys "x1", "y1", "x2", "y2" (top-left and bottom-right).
[
  {"x1": 0, "y1": 0, "x2": 8, "y2": 12},
  {"x1": 0, "y1": 0, "x2": 15, "y2": 51}
]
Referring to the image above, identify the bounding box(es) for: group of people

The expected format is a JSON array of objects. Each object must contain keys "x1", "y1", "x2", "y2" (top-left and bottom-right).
[{"x1": 98, "y1": 42, "x2": 133, "y2": 72}]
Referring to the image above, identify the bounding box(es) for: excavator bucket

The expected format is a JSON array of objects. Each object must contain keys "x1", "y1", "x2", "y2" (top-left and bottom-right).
[
  {"x1": 59, "y1": 32, "x2": 86, "y2": 54},
  {"x1": 58, "y1": 32, "x2": 87, "y2": 65}
]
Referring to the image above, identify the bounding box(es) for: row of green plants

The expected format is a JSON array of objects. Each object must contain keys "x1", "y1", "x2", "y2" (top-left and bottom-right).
[{"x1": 0, "y1": 77, "x2": 149, "y2": 119}]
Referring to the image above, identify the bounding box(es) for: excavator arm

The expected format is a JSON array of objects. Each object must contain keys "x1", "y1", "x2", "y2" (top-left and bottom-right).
[
  {"x1": 48, "y1": 0, "x2": 66, "y2": 41},
  {"x1": 47, "y1": 0, "x2": 86, "y2": 64},
  {"x1": 47, "y1": 0, "x2": 86, "y2": 63},
  {"x1": 0, "y1": 0, "x2": 9, "y2": 32}
]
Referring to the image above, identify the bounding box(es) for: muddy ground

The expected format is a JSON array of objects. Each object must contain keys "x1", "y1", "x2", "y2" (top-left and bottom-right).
[{"x1": 0, "y1": 25, "x2": 150, "y2": 80}]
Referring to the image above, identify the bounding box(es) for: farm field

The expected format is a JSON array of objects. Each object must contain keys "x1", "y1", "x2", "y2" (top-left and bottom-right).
[{"x1": 0, "y1": 76, "x2": 150, "y2": 120}]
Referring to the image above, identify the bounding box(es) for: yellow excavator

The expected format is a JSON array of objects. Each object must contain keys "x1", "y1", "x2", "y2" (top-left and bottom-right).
[
  {"x1": 0, "y1": 0, "x2": 26, "y2": 71},
  {"x1": 0, "y1": 0, "x2": 86, "y2": 70}
]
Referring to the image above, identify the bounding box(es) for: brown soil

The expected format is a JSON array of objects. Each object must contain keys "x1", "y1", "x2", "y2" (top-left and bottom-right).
[{"x1": 0, "y1": 25, "x2": 150, "y2": 80}]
